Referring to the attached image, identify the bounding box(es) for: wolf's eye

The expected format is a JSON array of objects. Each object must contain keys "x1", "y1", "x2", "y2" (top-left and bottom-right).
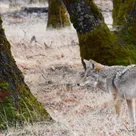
[
  {"x1": 80, "y1": 72, "x2": 85, "y2": 77},
  {"x1": 85, "y1": 74, "x2": 89, "y2": 77}
]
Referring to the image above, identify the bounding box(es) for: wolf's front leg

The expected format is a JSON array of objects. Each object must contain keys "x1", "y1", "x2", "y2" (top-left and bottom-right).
[
  {"x1": 115, "y1": 99, "x2": 123, "y2": 116},
  {"x1": 112, "y1": 91, "x2": 122, "y2": 116},
  {"x1": 126, "y1": 99, "x2": 135, "y2": 130}
]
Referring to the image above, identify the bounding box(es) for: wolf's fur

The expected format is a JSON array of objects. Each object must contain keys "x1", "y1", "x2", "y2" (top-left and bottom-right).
[{"x1": 78, "y1": 59, "x2": 136, "y2": 129}]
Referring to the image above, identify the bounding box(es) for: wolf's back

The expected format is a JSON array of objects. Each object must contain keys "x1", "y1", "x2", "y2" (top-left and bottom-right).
[{"x1": 113, "y1": 65, "x2": 136, "y2": 99}]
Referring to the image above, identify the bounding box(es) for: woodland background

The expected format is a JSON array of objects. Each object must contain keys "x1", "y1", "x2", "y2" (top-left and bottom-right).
[{"x1": 0, "y1": 0, "x2": 136, "y2": 135}]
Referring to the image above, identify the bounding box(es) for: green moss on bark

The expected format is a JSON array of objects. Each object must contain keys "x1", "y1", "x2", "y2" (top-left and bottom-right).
[
  {"x1": 120, "y1": 18, "x2": 136, "y2": 45},
  {"x1": 112, "y1": 1, "x2": 136, "y2": 60},
  {"x1": 112, "y1": 0, "x2": 135, "y2": 26},
  {"x1": 62, "y1": 0, "x2": 136, "y2": 65},
  {"x1": 47, "y1": 0, "x2": 70, "y2": 28},
  {"x1": 0, "y1": 17, "x2": 52, "y2": 129},
  {"x1": 79, "y1": 24, "x2": 136, "y2": 65},
  {"x1": 89, "y1": 0, "x2": 104, "y2": 21},
  {"x1": 0, "y1": 81, "x2": 16, "y2": 128}
]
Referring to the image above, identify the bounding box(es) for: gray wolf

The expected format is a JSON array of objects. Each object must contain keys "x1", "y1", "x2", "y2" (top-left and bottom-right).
[{"x1": 78, "y1": 59, "x2": 136, "y2": 129}]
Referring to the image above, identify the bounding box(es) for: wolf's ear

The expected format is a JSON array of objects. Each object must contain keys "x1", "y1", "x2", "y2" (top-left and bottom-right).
[
  {"x1": 89, "y1": 60, "x2": 96, "y2": 70},
  {"x1": 84, "y1": 59, "x2": 95, "y2": 69},
  {"x1": 89, "y1": 59, "x2": 103, "y2": 72},
  {"x1": 83, "y1": 59, "x2": 89, "y2": 65}
]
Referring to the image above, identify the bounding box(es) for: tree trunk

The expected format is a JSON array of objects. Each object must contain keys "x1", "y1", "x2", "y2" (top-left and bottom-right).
[
  {"x1": 112, "y1": 0, "x2": 134, "y2": 26},
  {"x1": 113, "y1": 0, "x2": 136, "y2": 55},
  {"x1": 61, "y1": 0, "x2": 136, "y2": 65},
  {"x1": 0, "y1": 17, "x2": 51, "y2": 128},
  {"x1": 47, "y1": 0, "x2": 70, "y2": 28}
]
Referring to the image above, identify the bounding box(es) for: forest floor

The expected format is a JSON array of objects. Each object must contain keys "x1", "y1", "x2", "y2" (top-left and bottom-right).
[{"x1": 1, "y1": 1, "x2": 136, "y2": 136}]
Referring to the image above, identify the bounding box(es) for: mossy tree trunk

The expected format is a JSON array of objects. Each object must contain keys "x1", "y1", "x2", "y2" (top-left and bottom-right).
[
  {"x1": 113, "y1": 0, "x2": 136, "y2": 55},
  {"x1": 0, "y1": 17, "x2": 51, "y2": 129},
  {"x1": 61, "y1": 0, "x2": 136, "y2": 65},
  {"x1": 47, "y1": 0, "x2": 70, "y2": 28},
  {"x1": 112, "y1": 0, "x2": 135, "y2": 26}
]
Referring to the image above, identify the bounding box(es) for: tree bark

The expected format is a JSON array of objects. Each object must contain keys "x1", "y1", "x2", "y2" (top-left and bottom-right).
[
  {"x1": 47, "y1": 0, "x2": 70, "y2": 28},
  {"x1": 112, "y1": 0, "x2": 134, "y2": 26},
  {"x1": 0, "y1": 17, "x2": 51, "y2": 128},
  {"x1": 61, "y1": 0, "x2": 136, "y2": 65},
  {"x1": 113, "y1": 0, "x2": 136, "y2": 53}
]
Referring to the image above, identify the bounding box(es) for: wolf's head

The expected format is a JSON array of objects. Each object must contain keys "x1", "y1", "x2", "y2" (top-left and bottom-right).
[{"x1": 77, "y1": 59, "x2": 107, "y2": 90}]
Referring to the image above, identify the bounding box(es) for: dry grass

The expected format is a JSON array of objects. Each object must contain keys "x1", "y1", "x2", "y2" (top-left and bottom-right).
[{"x1": 1, "y1": 1, "x2": 136, "y2": 136}]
